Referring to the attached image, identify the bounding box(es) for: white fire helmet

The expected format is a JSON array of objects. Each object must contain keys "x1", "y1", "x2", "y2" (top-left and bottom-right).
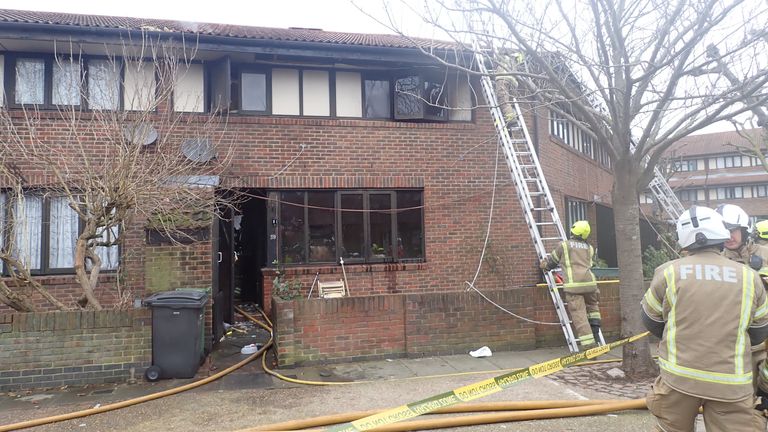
[
  {"x1": 715, "y1": 204, "x2": 751, "y2": 233},
  {"x1": 676, "y1": 206, "x2": 730, "y2": 250}
]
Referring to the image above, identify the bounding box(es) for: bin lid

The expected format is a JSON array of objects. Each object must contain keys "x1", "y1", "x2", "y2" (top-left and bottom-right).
[{"x1": 144, "y1": 290, "x2": 209, "y2": 307}]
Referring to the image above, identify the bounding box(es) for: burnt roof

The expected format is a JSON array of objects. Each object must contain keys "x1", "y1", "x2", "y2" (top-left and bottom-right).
[{"x1": 0, "y1": 8, "x2": 456, "y2": 50}]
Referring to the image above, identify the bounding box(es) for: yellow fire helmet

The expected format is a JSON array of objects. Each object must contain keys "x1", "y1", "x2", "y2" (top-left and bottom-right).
[
  {"x1": 756, "y1": 220, "x2": 768, "y2": 240},
  {"x1": 570, "y1": 220, "x2": 591, "y2": 240}
]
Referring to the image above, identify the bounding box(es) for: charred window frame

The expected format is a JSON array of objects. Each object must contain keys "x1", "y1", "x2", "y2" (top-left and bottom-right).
[
  {"x1": 270, "y1": 190, "x2": 424, "y2": 266},
  {"x1": 394, "y1": 71, "x2": 448, "y2": 121}
]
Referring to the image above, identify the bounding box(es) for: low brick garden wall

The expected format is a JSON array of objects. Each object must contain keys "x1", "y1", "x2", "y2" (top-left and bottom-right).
[
  {"x1": 273, "y1": 283, "x2": 620, "y2": 367},
  {"x1": 0, "y1": 309, "x2": 151, "y2": 391}
]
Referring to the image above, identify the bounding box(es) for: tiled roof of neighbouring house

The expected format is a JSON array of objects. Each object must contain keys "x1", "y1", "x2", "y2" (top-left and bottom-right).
[
  {"x1": 0, "y1": 8, "x2": 456, "y2": 50},
  {"x1": 667, "y1": 128, "x2": 765, "y2": 157}
]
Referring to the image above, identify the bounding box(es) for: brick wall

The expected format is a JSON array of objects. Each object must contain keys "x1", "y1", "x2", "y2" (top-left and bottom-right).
[
  {"x1": 273, "y1": 282, "x2": 620, "y2": 367},
  {"x1": 0, "y1": 309, "x2": 151, "y2": 391}
]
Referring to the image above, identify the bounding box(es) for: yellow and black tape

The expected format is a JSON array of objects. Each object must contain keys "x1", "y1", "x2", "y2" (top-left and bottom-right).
[{"x1": 325, "y1": 332, "x2": 649, "y2": 432}]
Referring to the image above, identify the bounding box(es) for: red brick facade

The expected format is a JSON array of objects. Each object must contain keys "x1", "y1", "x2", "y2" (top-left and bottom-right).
[{"x1": 0, "y1": 12, "x2": 618, "y2": 360}]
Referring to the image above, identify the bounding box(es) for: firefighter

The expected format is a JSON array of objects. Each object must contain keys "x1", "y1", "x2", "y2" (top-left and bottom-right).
[
  {"x1": 642, "y1": 205, "x2": 768, "y2": 432},
  {"x1": 540, "y1": 220, "x2": 600, "y2": 348},
  {"x1": 755, "y1": 220, "x2": 768, "y2": 247},
  {"x1": 716, "y1": 204, "x2": 768, "y2": 273}
]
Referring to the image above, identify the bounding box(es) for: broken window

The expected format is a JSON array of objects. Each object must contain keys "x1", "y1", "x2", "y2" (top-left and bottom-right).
[
  {"x1": 394, "y1": 74, "x2": 447, "y2": 121},
  {"x1": 271, "y1": 190, "x2": 424, "y2": 265}
]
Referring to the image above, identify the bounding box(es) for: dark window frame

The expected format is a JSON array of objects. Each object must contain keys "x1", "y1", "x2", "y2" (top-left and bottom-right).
[
  {"x1": 362, "y1": 72, "x2": 393, "y2": 120},
  {"x1": 6, "y1": 53, "x2": 87, "y2": 110},
  {"x1": 171, "y1": 60, "x2": 209, "y2": 114},
  {"x1": 234, "y1": 66, "x2": 272, "y2": 115},
  {"x1": 271, "y1": 189, "x2": 425, "y2": 266},
  {"x1": 0, "y1": 191, "x2": 121, "y2": 276}
]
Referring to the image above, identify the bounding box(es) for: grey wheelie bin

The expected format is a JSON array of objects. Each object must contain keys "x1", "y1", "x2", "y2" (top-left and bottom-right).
[{"x1": 143, "y1": 290, "x2": 208, "y2": 381}]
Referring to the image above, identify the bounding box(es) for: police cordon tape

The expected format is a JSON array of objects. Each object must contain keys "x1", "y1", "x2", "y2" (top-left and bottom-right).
[{"x1": 324, "y1": 331, "x2": 650, "y2": 432}]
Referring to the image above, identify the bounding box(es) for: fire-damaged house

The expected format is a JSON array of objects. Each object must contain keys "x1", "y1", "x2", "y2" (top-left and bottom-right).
[{"x1": 0, "y1": 9, "x2": 620, "y2": 389}]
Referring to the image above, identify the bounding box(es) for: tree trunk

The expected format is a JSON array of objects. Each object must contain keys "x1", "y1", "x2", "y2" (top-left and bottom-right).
[
  {"x1": 74, "y1": 225, "x2": 102, "y2": 310},
  {"x1": 612, "y1": 157, "x2": 658, "y2": 379}
]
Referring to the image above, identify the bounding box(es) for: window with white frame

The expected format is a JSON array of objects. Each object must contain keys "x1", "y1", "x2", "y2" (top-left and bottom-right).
[
  {"x1": 639, "y1": 193, "x2": 654, "y2": 204},
  {"x1": 677, "y1": 189, "x2": 703, "y2": 202},
  {"x1": 753, "y1": 185, "x2": 768, "y2": 198},
  {"x1": 713, "y1": 186, "x2": 744, "y2": 200}
]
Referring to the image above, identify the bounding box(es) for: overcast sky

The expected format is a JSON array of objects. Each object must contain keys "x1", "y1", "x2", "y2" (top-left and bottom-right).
[{"x1": 0, "y1": 0, "x2": 442, "y2": 36}]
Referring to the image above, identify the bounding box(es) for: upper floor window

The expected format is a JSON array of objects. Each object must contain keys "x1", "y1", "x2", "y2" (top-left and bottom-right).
[
  {"x1": 273, "y1": 189, "x2": 424, "y2": 265},
  {"x1": 673, "y1": 159, "x2": 699, "y2": 172},
  {"x1": 549, "y1": 109, "x2": 612, "y2": 169}
]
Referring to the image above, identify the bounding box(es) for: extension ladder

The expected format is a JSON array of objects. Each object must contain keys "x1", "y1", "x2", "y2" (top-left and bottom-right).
[
  {"x1": 648, "y1": 167, "x2": 685, "y2": 220},
  {"x1": 472, "y1": 44, "x2": 603, "y2": 353}
]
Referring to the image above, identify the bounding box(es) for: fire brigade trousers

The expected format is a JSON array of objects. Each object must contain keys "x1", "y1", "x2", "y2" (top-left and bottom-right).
[
  {"x1": 646, "y1": 376, "x2": 758, "y2": 432},
  {"x1": 565, "y1": 291, "x2": 599, "y2": 347}
]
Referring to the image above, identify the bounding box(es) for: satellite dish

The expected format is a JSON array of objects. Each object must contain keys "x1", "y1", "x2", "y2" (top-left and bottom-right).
[
  {"x1": 123, "y1": 122, "x2": 158, "y2": 146},
  {"x1": 181, "y1": 137, "x2": 216, "y2": 163}
]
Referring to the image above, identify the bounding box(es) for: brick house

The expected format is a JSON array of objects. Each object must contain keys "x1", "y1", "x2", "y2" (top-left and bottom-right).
[
  {"x1": 641, "y1": 128, "x2": 768, "y2": 221},
  {"x1": 0, "y1": 9, "x2": 618, "y2": 371}
]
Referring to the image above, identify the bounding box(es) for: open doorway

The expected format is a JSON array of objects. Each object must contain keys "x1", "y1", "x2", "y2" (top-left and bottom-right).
[
  {"x1": 213, "y1": 189, "x2": 268, "y2": 344},
  {"x1": 234, "y1": 190, "x2": 268, "y2": 306}
]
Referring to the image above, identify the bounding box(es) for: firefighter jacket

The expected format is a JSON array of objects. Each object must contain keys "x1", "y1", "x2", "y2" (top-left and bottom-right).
[
  {"x1": 723, "y1": 240, "x2": 768, "y2": 275},
  {"x1": 544, "y1": 238, "x2": 597, "y2": 294},
  {"x1": 641, "y1": 249, "x2": 768, "y2": 402}
]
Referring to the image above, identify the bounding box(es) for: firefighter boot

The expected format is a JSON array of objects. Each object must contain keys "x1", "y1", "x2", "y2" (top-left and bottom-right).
[{"x1": 589, "y1": 318, "x2": 602, "y2": 345}]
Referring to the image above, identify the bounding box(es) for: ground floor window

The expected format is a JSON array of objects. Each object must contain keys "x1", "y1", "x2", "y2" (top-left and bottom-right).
[
  {"x1": 272, "y1": 189, "x2": 424, "y2": 265},
  {"x1": 0, "y1": 192, "x2": 119, "y2": 274}
]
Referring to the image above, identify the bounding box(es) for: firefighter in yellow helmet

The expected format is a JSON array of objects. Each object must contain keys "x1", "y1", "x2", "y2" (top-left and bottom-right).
[
  {"x1": 642, "y1": 206, "x2": 768, "y2": 432},
  {"x1": 755, "y1": 220, "x2": 768, "y2": 247},
  {"x1": 540, "y1": 220, "x2": 600, "y2": 348}
]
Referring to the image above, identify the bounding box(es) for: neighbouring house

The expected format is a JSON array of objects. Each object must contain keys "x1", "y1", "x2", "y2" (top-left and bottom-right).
[
  {"x1": 641, "y1": 128, "x2": 768, "y2": 221},
  {"x1": 0, "y1": 8, "x2": 620, "y2": 388}
]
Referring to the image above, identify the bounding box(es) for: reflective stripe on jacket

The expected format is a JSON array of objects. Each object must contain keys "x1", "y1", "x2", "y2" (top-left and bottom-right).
[
  {"x1": 641, "y1": 249, "x2": 768, "y2": 401},
  {"x1": 547, "y1": 239, "x2": 597, "y2": 294}
]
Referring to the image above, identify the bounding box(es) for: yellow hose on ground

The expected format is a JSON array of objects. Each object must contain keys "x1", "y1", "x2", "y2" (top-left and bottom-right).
[
  {"x1": 259, "y1": 400, "x2": 647, "y2": 432},
  {"x1": 0, "y1": 340, "x2": 271, "y2": 432},
  {"x1": 246, "y1": 399, "x2": 638, "y2": 431}
]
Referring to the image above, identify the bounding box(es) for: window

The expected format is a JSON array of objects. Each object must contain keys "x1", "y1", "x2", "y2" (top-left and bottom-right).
[
  {"x1": 753, "y1": 185, "x2": 768, "y2": 198},
  {"x1": 123, "y1": 60, "x2": 156, "y2": 111},
  {"x1": 713, "y1": 187, "x2": 744, "y2": 200},
  {"x1": 565, "y1": 197, "x2": 587, "y2": 230},
  {"x1": 87, "y1": 59, "x2": 121, "y2": 110},
  {"x1": 549, "y1": 109, "x2": 612, "y2": 169},
  {"x1": 335, "y1": 71, "x2": 362, "y2": 117},
  {"x1": 302, "y1": 70, "x2": 330, "y2": 116},
  {"x1": 639, "y1": 193, "x2": 654, "y2": 204},
  {"x1": 174, "y1": 62, "x2": 205, "y2": 112},
  {"x1": 0, "y1": 193, "x2": 119, "y2": 274},
  {"x1": 364, "y1": 76, "x2": 391, "y2": 119},
  {"x1": 14, "y1": 58, "x2": 45, "y2": 105},
  {"x1": 677, "y1": 189, "x2": 702, "y2": 202},
  {"x1": 240, "y1": 71, "x2": 268, "y2": 112},
  {"x1": 673, "y1": 159, "x2": 698, "y2": 172},
  {"x1": 52, "y1": 59, "x2": 82, "y2": 106},
  {"x1": 273, "y1": 190, "x2": 424, "y2": 265},
  {"x1": 394, "y1": 74, "x2": 447, "y2": 121}
]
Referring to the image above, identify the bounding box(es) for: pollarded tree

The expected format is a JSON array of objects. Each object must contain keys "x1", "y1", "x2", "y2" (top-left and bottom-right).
[
  {"x1": 379, "y1": 0, "x2": 768, "y2": 377},
  {"x1": 0, "y1": 35, "x2": 235, "y2": 311}
]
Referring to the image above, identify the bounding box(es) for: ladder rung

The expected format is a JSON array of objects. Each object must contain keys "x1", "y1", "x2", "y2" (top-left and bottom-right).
[
  {"x1": 541, "y1": 237, "x2": 563, "y2": 241},
  {"x1": 532, "y1": 207, "x2": 553, "y2": 211},
  {"x1": 529, "y1": 192, "x2": 545, "y2": 196},
  {"x1": 535, "y1": 222, "x2": 556, "y2": 226}
]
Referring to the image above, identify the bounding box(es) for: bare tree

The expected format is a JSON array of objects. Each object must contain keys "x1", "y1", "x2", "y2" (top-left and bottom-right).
[
  {"x1": 0, "y1": 35, "x2": 235, "y2": 311},
  {"x1": 376, "y1": 0, "x2": 768, "y2": 377}
]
